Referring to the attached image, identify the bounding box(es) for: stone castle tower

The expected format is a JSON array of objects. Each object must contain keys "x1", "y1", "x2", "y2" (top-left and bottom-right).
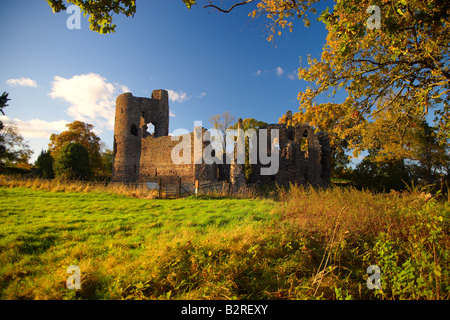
[{"x1": 112, "y1": 90, "x2": 169, "y2": 182}]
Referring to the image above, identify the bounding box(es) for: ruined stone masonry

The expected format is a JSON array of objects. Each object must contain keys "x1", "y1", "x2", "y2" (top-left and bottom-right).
[{"x1": 112, "y1": 90, "x2": 331, "y2": 188}]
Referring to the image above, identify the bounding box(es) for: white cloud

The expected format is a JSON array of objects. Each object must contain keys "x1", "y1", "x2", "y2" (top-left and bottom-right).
[
  {"x1": 118, "y1": 84, "x2": 131, "y2": 93},
  {"x1": 48, "y1": 73, "x2": 129, "y2": 131},
  {"x1": 6, "y1": 77, "x2": 37, "y2": 87},
  {"x1": 197, "y1": 92, "x2": 207, "y2": 99},
  {"x1": 167, "y1": 89, "x2": 190, "y2": 103},
  {"x1": 0, "y1": 115, "x2": 68, "y2": 138},
  {"x1": 288, "y1": 72, "x2": 297, "y2": 80},
  {"x1": 169, "y1": 111, "x2": 176, "y2": 118},
  {"x1": 255, "y1": 70, "x2": 262, "y2": 76},
  {"x1": 276, "y1": 67, "x2": 284, "y2": 77}
]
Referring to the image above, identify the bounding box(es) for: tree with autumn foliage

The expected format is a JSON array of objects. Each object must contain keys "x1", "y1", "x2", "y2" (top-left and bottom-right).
[
  {"x1": 183, "y1": 1, "x2": 449, "y2": 155},
  {"x1": 297, "y1": 0, "x2": 450, "y2": 156},
  {"x1": 49, "y1": 121, "x2": 103, "y2": 177},
  {"x1": 351, "y1": 114, "x2": 449, "y2": 191}
]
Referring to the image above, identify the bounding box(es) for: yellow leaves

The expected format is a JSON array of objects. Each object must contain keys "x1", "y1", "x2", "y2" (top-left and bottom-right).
[{"x1": 251, "y1": 0, "x2": 317, "y2": 42}]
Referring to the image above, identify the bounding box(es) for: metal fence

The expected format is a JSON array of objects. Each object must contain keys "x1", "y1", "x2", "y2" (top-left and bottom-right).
[
  {"x1": 1, "y1": 175, "x2": 230, "y2": 199},
  {"x1": 143, "y1": 179, "x2": 229, "y2": 198}
]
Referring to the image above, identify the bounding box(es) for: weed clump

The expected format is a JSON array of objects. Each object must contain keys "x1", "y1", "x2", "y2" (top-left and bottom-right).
[{"x1": 275, "y1": 184, "x2": 449, "y2": 300}]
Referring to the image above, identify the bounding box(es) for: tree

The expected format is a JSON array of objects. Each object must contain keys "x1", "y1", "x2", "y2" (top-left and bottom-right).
[
  {"x1": 354, "y1": 100, "x2": 449, "y2": 182},
  {"x1": 49, "y1": 121, "x2": 103, "y2": 177},
  {"x1": 184, "y1": 1, "x2": 450, "y2": 151},
  {"x1": 208, "y1": 111, "x2": 236, "y2": 161},
  {"x1": 0, "y1": 123, "x2": 33, "y2": 169},
  {"x1": 230, "y1": 118, "x2": 268, "y2": 179},
  {"x1": 298, "y1": 1, "x2": 450, "y2": 151},
  {"x1": 0, "y1": 92, "x2": 10, "y2": 156},
  {"x1": 46, "y1": 0, "x2": 136, "y2": 34},
  {"x1": 352, "y1": 157, "x2": 412, "y2": 192},
  {"x1": 230, "y1": 118, "x2": 268, "y2": 132},
  {"x1": 35, "y1": 150, "x2": 55, "y2": 179},
  {"x1": 0, "y1": 92, "x2": 9, "y2": 131},
  {"x1": 0, "y1": 92, "x2": 33, "y2": 170},
  {"x1": 351, "y1": 114, "x2": 449, "y2": 190},
  {"x1": 54, "y1": 142, "x2": 91, "y2": 180},
  {"x1": 407, "y1": 120, "x2": 449, "y2": 184},
  {"x1": 98, "y1": 148, "x2": 113, "y2": 180}
]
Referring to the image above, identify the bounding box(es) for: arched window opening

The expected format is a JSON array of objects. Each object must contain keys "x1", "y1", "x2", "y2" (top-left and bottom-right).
[
  {"x1": 146, "y1": 123, "x2": 155, "y2": 135},
  {"x1": 142, "y1": 123, "x2": 155, "y2": 138},
  {"x1": 130, "y1": 124, "x2": 138, "y2": 136},
  {"x1": 300, "y1": 130, "x2": 309, "y2": 158}
]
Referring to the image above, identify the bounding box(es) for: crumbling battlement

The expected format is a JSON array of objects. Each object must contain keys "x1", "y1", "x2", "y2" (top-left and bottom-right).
[
  {"x1": 247, "y1": 123, "x2": 331, "y2": 188},
  {"x1": 112, "y1": 90, "x2": 170, "y2": 182},
  {"x1": 112, "y1": 90, "x2": 331, "y2": 188}
]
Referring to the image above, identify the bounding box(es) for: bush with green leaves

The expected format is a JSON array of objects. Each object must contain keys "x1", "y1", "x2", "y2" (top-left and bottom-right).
[
  {"x1": 35, "y1": 150, "x2": 54, "y2": 179},
  {"x1": 363, "y1": 199, "x2": 449, "y2": 300},
  {"x1": 53, "y1": 142, "x2": 91, "y2": 180},
  {"x1": 351, "y1": 158, "x2": 411, "y2": 192}
]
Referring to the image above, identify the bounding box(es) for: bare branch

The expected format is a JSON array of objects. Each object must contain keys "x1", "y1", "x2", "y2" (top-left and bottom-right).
[{"x1": 204, "y1": 0, "x2": 254, "y2": 13}]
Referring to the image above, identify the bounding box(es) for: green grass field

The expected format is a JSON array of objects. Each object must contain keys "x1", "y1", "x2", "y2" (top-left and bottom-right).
[{"x1": 0, "y1": 181, "x2": 448, "y2": 300}]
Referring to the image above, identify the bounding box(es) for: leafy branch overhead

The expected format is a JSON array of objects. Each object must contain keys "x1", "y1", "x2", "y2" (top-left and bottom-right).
[
  {"x1": 297, "y1": 0, "x2": 450, "y2": 150},
  {"x1": 183, "y1": 0, "x2": 320, "y2": 41},
  {"x1": 46, "y1": 0, "x2": 136, "y2": 34},
  {"x1": 46, "y1": 0, "x2": 317, "y2": 38}
]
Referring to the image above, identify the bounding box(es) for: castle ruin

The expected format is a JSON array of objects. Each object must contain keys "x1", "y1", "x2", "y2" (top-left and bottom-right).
[{"x1": 112, "y1": 90, "x2": 331, "y2": 188}]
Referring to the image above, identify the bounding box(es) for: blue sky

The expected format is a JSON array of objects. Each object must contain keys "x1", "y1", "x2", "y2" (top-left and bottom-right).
[{"x1": 0, "y1": 0, "x2": 332, "y2": 162}]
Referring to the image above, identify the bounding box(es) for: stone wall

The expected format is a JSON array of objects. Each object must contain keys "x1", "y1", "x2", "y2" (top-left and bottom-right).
[
  {"x1": 247, "y1": 123, "x2": 331, "y2": 188},
  {"x1": 138, "y1": 131, "x2": 217, "y2": 183},
  {"x1": 112, "y1": 91, "x2": 331, "y2": 188}
]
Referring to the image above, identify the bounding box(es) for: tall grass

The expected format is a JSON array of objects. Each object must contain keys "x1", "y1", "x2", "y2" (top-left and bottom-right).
[
  {"x1": 196, "y1": 183, "x2": 261, "y2": 199},
  {"x1": 275, "y1": 184, "x2": 449, "y2": 299},
  {"x1": 0, "y1": 176, "x2": 263, "y2": 200},
  {"x1": 0, "y1": 176, "x2": 158, "y2": 199}
]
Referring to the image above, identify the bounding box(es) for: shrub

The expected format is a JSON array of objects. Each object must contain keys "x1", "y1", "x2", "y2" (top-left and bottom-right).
[
  {"x1": 363, "y1": 199, "x2": 449, "y2": 300},
  {"x1": 35, "y1": 150, "x2": 54, "y2": 179},
  {"x1": 53, "y1": 142, "x2": 91, "y2": 180},
  {"x1": 351, "y1": 158, "x2": 411, "y2": 192}
]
